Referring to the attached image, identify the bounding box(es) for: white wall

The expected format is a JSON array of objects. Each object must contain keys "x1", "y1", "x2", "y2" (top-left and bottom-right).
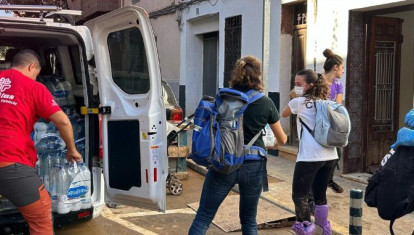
[
  {"x1": 382, "y1": 11, "x2": 414, "y2": 127},
  {"x1": 180, "y1": 0, "x2": 281, "y2": 114},
  {"x1": 279, "y1": 34, "x2": 292, "y2": 132}
]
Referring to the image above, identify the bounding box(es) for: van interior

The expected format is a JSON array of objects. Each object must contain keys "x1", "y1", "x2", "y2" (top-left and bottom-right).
[{"x1": 0, "y1": 26, "x2": 100, "y2": 224}]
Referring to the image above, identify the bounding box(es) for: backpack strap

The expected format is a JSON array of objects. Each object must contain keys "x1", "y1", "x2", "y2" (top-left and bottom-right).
[
  {"x1": 299, "y1": 117, "x2": 313, "y2": 134},
  {"x1": 246, "y1": 131, "x2": 262, "y2": 149},
  {"x1": 246, "y1": 89, "x2": 264, "y2": 104},
  {"x1": 390, "y1": 219, "x2": 395, "y2": 235}
]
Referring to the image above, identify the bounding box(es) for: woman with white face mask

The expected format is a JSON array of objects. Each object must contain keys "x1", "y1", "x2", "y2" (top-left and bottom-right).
[{"x1": 282, "y1": 70, "x2": 337, "y2": 235}]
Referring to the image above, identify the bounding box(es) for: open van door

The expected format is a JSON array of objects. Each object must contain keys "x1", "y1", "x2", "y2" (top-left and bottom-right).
[{"x1": 85, "y1": 6, "x2": 167, "y2": 211}]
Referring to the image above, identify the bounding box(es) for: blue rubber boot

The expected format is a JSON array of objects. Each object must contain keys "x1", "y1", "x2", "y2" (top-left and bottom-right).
[{"x1": 314, "y1": 204, "x2": 332, "y2": 235}]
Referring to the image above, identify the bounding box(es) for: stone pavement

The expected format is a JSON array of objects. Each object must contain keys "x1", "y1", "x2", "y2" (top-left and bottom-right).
[{"x1": 187, "y1": 155, "x2": 414, "y2": 235}]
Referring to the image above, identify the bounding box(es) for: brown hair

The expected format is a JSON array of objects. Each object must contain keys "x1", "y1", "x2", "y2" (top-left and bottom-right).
[
  {"x1": 297, "y1": 69, "x2": 329, "y2": 100},
  {"x1": 323, "y1": 49, "x2": 343, "y2": 72},
  {"x1": 229, "y1": 56, "x2": 264, "y2": 91}
]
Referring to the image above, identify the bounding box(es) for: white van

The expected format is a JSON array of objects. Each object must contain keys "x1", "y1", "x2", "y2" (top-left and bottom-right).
[{"x1": 0, "y1": 5, "x2": 168, "y2": 232}]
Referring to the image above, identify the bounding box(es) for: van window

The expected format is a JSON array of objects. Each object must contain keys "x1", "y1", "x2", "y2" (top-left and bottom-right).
[{"x1": 107, "y1": 27, "x2": 149, "y2": 94}]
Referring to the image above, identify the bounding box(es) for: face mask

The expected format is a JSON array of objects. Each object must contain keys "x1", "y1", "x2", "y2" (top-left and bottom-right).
[{"x1": 294, "y1": 86, "x2": 304, "y2": 96}]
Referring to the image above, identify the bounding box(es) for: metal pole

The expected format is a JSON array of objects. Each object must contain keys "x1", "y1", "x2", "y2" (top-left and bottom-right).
[{"x1": 350, "y1": 189, "x2": 363, "y2": 235}]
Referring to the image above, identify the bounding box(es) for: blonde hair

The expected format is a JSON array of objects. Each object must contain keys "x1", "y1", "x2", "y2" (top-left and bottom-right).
[{"x1": 229, "y1": 56, "x2": 264, "y2": 91}]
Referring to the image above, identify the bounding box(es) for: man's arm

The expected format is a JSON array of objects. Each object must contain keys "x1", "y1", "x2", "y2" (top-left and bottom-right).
[{"x1": 49, "y1": 111, "x2": 82, "y2": 162}]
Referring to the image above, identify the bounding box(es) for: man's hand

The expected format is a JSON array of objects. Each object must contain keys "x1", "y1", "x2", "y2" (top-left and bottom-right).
[
  {"x1": 66, "y1": 148, "x2": 82, "y2": 162},
  {"x1": 405, "y1": 109, "x2": 414, "y2": 128},
  {"x1": 391, "y1": 127, "x2": 414, "y2": 149}
]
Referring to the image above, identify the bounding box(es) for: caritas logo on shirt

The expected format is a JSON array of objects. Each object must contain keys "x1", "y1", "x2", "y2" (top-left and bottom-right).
[{"x1": 0, "y1": 77, "x2": 17, "y2": 106}]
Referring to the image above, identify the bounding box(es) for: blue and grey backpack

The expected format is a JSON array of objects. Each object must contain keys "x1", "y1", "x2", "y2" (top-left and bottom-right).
[
  {"x1": 299, "y1": 99, "x2": 351, "y2": 147},
  {"x1": 190, "y1": 88, "x2": 265, "y2": 175}
]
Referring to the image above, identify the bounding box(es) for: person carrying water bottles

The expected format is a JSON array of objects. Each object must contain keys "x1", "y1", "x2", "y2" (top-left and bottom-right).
[{"x1": 0, "y1": 49, "x2": 81, "y2": 234}]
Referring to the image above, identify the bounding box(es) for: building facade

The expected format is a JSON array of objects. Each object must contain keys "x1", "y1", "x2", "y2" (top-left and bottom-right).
[{"x1": 69, "y1": 0, "x2": 414, "y2": 174}]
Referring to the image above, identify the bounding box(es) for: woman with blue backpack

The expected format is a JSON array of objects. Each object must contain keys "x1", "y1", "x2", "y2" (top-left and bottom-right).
[
  {"x1": 188, "y1": 55, "x2": 287, "y2": 235},
  {"x1": 282, "y1": 69, "x2": 338, "y2": 235}
]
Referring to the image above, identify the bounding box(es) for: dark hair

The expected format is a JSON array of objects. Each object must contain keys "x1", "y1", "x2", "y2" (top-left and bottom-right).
[
  {"x1": 229, "y1": 55, "x2": 264, "y2": 91},
  {"x1": 11, "y1": 49, "x2": 41, "y2": 68},
  {"x1": 323, "y1": 49, "x2": 343, "y2": 72},
  {"x1": 296, "y1": 69, "x2": 329, "y2": 100}
]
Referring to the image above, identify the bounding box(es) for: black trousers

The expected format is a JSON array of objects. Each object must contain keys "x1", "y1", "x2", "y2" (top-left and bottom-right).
[
  {"x1": 328, "y1": 147, "x2": 342, "y2": 183},
  {"x1": 292, "y1": 160, "x2": 336, "y2": 222}
]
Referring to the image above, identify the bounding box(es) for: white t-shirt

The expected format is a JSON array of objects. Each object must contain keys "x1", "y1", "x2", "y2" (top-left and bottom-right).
[{"x1": 288, "y1": 97, "x2": 338, "y2": 162}]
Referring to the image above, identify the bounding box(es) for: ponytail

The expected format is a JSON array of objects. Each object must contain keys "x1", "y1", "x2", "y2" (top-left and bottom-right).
[
  {"x1": 323, "y1": 48, "x2": 343, "y2": 72},
  {"x1": 296, "y1": 69, "x2": 329, "y2": 100}
]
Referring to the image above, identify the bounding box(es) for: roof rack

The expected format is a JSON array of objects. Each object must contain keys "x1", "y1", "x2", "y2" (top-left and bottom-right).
[{"x1": 0, "y1": 5, "x2": 82, "y2": 18}]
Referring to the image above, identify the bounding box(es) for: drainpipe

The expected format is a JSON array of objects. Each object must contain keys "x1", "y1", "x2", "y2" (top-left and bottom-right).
[{"x1": 262, "y1": 0, "x2": 271, "y2": 96}]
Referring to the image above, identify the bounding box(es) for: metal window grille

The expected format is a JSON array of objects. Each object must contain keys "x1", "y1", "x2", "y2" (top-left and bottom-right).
[
  {"x1": 373, "y1": 41, "x2": 396, "y2": 132},
  {"x1": 224, "y1": 15, "x2": 242, "y2": 87}
]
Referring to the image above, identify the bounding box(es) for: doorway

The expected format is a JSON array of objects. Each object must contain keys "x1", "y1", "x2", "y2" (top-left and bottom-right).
[
  {"x1": 345, "y1": 10, "x2": 406, "y2": 174},
  {"x1": 203, "y1": 32, "x2": 219, "y2": 98},
  {"x1": 365, "y1": 16, "x2": 402, "y2": 173},
  {"x1": 289, "y1": 3, "x2": 307, "y2": 146}
]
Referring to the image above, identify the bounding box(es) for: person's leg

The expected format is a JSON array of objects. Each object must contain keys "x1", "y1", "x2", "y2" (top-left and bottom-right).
[
  {"x1": 0, "y1": 163, "x2": 53, "y2": 235},
  {"x1": 188, "y1": 168, "x2": 237, "y2": 235},
  {"x1": 327, "y1": 148, "x2": 343, "y2": 193},
  {"x1": 312, "y1": 160, "x2": 336, "y2": 235},
  {"x1": 238, "y1": 160, "x2": 263, "y2": 235},
  {"x1": 292, "y1": 161, "x2": 323, "y2": 235},
  {"x1": 292, "y1": 161, "x2": 321, "y2": 222}
]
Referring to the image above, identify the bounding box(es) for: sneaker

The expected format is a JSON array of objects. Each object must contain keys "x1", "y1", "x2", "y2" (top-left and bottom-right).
[{"x1": 328, "y1": 181, "x2": 344, "y2": 193}]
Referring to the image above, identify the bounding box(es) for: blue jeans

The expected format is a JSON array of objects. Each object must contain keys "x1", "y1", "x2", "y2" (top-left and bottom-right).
[{"x1": 188, "y1": 160, "x2": 264, "y2": 235}]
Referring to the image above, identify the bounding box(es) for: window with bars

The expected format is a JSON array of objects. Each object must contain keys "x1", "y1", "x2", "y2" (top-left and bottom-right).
[
  {"x1": 373, "y1": 41, "x2": 396, "y2": 132},
  {"x1": 224, "y1": 15, "x2": 242, "y2": 88}
]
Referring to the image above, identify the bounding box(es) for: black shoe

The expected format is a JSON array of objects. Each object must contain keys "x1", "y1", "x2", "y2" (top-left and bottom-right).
[{"x1": 328, "y1": 181, "x2": 344, "y2": 193}]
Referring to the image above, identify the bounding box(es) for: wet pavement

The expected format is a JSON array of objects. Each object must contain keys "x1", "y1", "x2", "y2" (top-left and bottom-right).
[{"x1": 55, "y1": 168, "x2": 292, "y2": 235}]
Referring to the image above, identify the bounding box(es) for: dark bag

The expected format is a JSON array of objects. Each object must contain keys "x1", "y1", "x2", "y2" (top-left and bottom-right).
[{"x1": 364, "y1": 146, "x2": 414, "y2": 235}]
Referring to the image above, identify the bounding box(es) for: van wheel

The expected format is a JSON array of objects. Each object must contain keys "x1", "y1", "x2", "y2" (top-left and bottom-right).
[{"x1": 169, "y1": 179, "x2": 183, "y2": 195}]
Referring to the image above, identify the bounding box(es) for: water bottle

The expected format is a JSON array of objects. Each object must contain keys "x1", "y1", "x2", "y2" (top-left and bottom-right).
[
  {"x1": 33, "y1": 122, "x2": 48, "y2": 144},
  {"x1": 57, "y1": 166, "x2": 71, "y2": 214},
  {"x1": 35, "y1": 133, "x2": 66, "y2": 153},
  {"x1": 63, "y1": 81, "x2": 76, "y2": 106},
  {"x1": 52, "y1": 80, "x2": 69, "y2": 106},
  {"x1": 42, "y1": 154, "x2": 53, "y2": 191},
  {"x1": 35, "y1": 160, "x2": 41, "y2": 177},
  {"x1": 67, "y1": 162, "x2": 82, "y2": 211},
  {"x1": 78, "y1": 163, "x2": 92, "y2": 209},
  {"x1": 49, "y1": 165, "x2": 60, "y2": 212},
  {"x1": 75, "y1": 138, "x2": 86, "y2": 160}
]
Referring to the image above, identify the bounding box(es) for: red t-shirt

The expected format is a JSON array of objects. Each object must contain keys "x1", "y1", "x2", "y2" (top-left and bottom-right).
[{"x1": 0, "y1": 69, "x2": 61, "y2": 167}]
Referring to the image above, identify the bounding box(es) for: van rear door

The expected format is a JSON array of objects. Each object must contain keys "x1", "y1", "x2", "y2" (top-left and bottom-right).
[{"x1": 85, "y1": 6, "x2": 167, "y2": 211}]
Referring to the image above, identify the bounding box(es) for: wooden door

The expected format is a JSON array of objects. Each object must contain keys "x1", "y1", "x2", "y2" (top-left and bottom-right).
[
  {"x1": 289, "y1": 24, "x2": 306, "y2": 146},
  {"x1": 366, "y1": 16, "x2": 402, "y2": 173}
]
